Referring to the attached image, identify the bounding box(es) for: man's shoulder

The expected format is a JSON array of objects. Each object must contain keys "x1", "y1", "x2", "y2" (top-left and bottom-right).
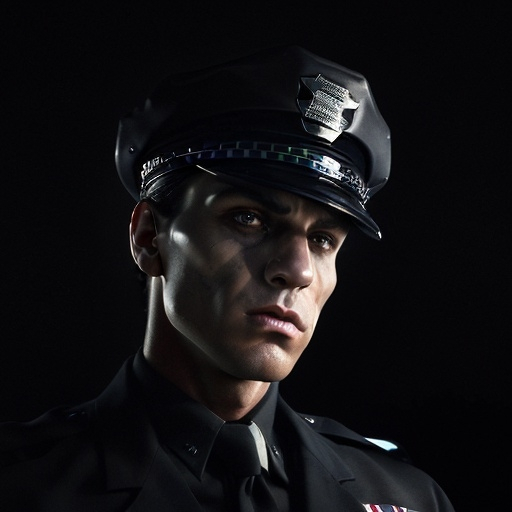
[
  {"x1": 295, "y1": 411, "x2": 412, "y2": 463},
  {"x1": 292, "y1": 411, "x2": 456, "y2": 510},
  {"x1": 0, "y1": 355, "x2": 140, "y2": 469},
  {"x1": 0, "y1": 403, "x2": 94, "y2": 467},
  {"x1": 0, "y1": 399, "x2": 139, "y2": 512}
]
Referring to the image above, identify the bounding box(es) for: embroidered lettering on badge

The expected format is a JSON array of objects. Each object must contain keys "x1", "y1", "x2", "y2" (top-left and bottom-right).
[{"x1": 362, "y1": 505, "x2": 419, "y2": 512}]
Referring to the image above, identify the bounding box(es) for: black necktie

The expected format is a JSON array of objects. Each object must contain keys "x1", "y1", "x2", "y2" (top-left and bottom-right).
[{"x1": 211, "y1": 421, "x2": 279, "y2": 512}]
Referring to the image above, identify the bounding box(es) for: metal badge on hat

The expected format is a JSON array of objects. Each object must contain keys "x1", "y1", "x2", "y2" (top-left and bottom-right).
[{"x1": 298, "y1": 74, "x2": 359, "y2": 143}]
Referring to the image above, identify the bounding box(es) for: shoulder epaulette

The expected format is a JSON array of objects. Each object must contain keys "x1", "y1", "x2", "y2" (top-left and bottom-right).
[
  {"x1": 297, "y1": 413, "x2": 412, "y2": 463},
  {"x1": 0, "y1": 403, "x2": 92, "y2": 465}
]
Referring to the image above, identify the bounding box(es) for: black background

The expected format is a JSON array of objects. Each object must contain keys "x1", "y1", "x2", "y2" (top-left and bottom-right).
[{"x1": 2, "y1": 2, "x2": 509, "y2": 510}]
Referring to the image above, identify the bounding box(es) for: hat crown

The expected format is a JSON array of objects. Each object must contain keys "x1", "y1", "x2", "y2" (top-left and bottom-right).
[{"x1": 115, "y1": 45, "x2": 390, "y2": 239}]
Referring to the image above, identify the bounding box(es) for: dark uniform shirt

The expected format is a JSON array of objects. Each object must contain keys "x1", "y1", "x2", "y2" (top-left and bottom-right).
[{"x1": 132, "y1": 350, "x2": 290, "y2": 510}]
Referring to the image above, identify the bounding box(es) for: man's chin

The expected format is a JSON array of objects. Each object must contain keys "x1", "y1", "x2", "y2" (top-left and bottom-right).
[{"x1": 232, "y1": 360, "x2": 298, "y2": 383}]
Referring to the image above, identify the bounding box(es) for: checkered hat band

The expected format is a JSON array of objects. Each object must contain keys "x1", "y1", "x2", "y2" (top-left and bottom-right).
[{"x1": 140, "y1": 141, "x2": 368, "y2": 203}]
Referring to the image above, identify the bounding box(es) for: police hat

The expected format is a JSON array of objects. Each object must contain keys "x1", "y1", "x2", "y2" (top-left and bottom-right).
[{"x1": 115, "y1": 45, "x2": 390, "y2": 239}]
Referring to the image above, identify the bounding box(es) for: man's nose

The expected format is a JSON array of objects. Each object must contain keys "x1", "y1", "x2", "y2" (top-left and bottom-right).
[{"x1": 264, "y1": 235, "x2": 314, "y2": 289}]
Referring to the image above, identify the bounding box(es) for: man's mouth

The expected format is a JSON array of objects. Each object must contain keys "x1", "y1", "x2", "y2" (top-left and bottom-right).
[{"x1": 246, "y1": 305, "x2": 307, "y2": 335}]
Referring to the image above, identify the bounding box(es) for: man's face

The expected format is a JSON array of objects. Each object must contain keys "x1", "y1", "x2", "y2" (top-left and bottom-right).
[{"x1": 154, "y1": 173, "x2": 350, "y2": 382}]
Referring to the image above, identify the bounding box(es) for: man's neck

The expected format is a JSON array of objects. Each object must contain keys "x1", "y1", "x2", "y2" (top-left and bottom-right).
[
  {"x1": 142, "y1": 278, "x2": 272, "y2": 421},
  {"x1": 143, "y1": 339, "x2": 271, "y2": 421}
]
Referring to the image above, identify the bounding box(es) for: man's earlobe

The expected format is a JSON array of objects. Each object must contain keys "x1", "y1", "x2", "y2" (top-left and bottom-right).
[{"x1": 129, "y1": 201, "x2": 164, "y2": 277}]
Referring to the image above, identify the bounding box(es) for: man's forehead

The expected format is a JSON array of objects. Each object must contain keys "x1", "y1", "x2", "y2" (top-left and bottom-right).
[
  {"x1": 197, "y1": 173, "x2": 351, "y2": 226},
  {"x1": 206, "y1": 178, "x2": 291, "y2": 213}
]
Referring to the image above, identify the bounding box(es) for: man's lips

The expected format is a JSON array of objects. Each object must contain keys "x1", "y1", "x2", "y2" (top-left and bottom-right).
[{"x1": 245, "y1": 305, "x2": 307, "y2": 335}]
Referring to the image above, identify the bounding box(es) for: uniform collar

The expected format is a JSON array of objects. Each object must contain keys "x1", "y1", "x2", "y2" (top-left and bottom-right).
[
  {"x1": 132, "y1": 349, "x2": 283, "y2": 480},
  {"x1": 275, "y1": 396, "x2": 356, "y2": 483},
  {"x1": 93, "y1": 352, "x2": 357, "y2": 509}
]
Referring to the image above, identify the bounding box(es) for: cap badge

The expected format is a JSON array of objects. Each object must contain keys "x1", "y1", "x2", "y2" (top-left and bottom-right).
[{"x1": 298, "y1": 74, "x2": 359, "y2": 143}]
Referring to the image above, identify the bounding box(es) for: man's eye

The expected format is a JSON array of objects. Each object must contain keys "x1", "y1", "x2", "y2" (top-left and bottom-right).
[
  {"x1": 233, "y1": 211, "x2": 263, "y2": 227},
  {"x1": 310, "y1": 233, "x2": 335, "y2": 250}
]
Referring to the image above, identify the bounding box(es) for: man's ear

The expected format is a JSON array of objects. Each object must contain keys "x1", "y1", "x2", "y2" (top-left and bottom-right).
[{"x1": 130, "y1": 201, "x2": 164, "y2": 277}]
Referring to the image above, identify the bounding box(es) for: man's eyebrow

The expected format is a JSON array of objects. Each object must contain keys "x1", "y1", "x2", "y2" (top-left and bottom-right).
[
  {"x1": 310, "y1": 217, "x2": 349, "y2": 231},
  {"x1": 213, "y1": 185, "x2": 291, "y2": 214},
  {"x1": 213, "y1": 185, "x2": 350, "y2": 229}
]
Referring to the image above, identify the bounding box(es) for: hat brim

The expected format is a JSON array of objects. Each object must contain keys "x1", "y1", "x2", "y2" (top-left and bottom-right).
[{"x1": 196, "y1": 161, "x2": 382, "y2": 240}]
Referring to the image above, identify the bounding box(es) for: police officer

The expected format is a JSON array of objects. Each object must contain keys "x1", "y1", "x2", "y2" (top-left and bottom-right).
[{"x1": 0, "y1": 45, "x2": 455, "y2": 511}]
